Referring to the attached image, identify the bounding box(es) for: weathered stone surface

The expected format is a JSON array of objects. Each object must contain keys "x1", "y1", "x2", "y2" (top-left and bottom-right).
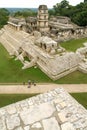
[
  {"x1": 0, "y1": 109, "x2": 6, "y2": 116},
  {"x1": 61, "y1": 122, "x2": 75, "y2": 130},
  {"x1": 15, "y1": 127, "x2": 23, "y2": 130},
  {"x1": 6, "y1": 105, "x2": 17, "y2": 114},
  {"x1": 60, "y1": 101, "x2": 67, "y2": 108},
  {"x1": 20, "y1": 102, "x2": 55, "y2": 125},
  {"x1": 6, "y1": 114, "x2": 20, "y2": 130},
  {"x1": 0, "y1": 118, "x2": 6, "y2": 130},
  {"x1": 31, "y1": 122, "x2": 42, "y2": 128},
  {"x1": 24, "y1": 125, "x2": 30, "y2": 130},
  {"x1": 42, "y1": 117, "x2": 60, "y2": 130},
  {"x1": 58, "y1": 112, "x2": 67, "y2": 123},
  {"x1": 0, "y1": 88, "x2": 87, "y2": 130}
]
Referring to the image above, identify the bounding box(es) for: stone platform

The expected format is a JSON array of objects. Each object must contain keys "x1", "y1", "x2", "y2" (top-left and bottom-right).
[{"x1": 0, "y1": 87, "x2": 87, "y2": 130}]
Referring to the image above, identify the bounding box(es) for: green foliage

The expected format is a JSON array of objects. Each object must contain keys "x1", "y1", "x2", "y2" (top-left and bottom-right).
[
  {"x1": 53, "y1": 0, "x2": 71, "y2": 16},
  {"x1": 14, "y1": 9, "x2": 37, "y2": 18},
  {"x1": 0, "y1": 8, "x2": 9, "y2": 29},
  {"x1": 0, "y1": 93, "x2": 87, "y2": 109},
  {"x1": 48, "y1": 9, "x2": 55, "y2": 16},
  {"x1": 71, "y1": 93, "x2": 87, "y2": 109},
  {"x1": 84, "y1": 0, "x2": 87, "y2": 3},
  {"x1": 0, "y1": 94, "x2": 38, "y2": 108},
  {"x1": 52, "y1": 0, "x2": 87, "y2": 26},
  {"x1": 71, "y1": 3, "x2": 87, "y2": 26},
  {"x1": 60, "y1": 0, "x2": 69, "y2": 8}
]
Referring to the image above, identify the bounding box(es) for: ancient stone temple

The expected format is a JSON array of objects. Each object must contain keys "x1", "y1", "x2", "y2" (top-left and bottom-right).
[{"x1": 37, "y1": 5, "x2": 49, "y2": 32}]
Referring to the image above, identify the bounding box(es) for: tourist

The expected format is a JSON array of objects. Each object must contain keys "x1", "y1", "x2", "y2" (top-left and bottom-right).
[
  {"x1": 28, "y1": 80, "x2": 31, "y2": 88},
  {"x1": 32, "y1": 80, "x2": 36, "y2": 86}
]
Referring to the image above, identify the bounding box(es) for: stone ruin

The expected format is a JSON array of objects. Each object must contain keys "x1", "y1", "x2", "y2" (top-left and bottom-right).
[
  {"x1": 0, "y1": 6, "x2": 87, "y2": 128},
  {"x1": 7, "y1": 5, "x2": 87, "y2": 42},
  {"x1": 49, "y1": 16, "x2": 87, "y2": 42},
  {"x1": 0, "y1": 87, "x2": 87, "y2": 130},
  {"x1": 0, "y1": 24, "x2": 87, "y2": 80},
  {"x1": 0, "y1": 5, "x2": 87, "y2": 80}
]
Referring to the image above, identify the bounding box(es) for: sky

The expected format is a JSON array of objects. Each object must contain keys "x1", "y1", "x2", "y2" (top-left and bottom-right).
[{"x1": 0, "y1": 0, "x2": 84, "y2": 8}]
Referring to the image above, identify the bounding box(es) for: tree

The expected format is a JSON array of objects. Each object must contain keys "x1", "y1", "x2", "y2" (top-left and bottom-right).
[
  {"x1": 71, "y1": 3, "x2": 87, "y2": 26},
  {"x1": 61, "y1": 0, "x2": 69, "y2": 8},
  {"x1": 53, "y1": 0, "x2": 69, "y2": 15},
  {"x1": 0, "y1": 8, "x2": 9, "y2": 29},
  {"x1": 52, "y1": 0, "x2": 87, "y2": 26},
  {"x1": 72, "y1": 11, "x2": 87, "y2": 26},
  {"x1": 14, "y1": 9, "x2": 37, "y2": 18},
  {"x1": 48, "y1": 9, "x2": 55, "y2": 16},
  {"x1": 84, "y1": 0, "x2": 87, "y2": 3}
]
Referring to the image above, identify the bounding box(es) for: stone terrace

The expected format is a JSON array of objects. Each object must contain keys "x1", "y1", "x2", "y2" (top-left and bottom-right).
[{"x1": 0, "y1": 88, "x2": 87, "y2": 130}]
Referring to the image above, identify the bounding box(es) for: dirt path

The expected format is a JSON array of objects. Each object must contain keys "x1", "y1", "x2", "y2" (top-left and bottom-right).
[{"x1": 0, "y1": 84, "x2": 87, "y2": 94}]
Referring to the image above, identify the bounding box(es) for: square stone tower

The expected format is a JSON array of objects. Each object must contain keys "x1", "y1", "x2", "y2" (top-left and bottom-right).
[{"x1": 37, "y1": 5, "x2": 49, "y2": 32}]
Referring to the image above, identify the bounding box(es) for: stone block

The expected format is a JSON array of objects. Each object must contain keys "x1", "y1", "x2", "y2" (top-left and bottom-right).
[
  {"x1": 58, "y1": 112, "x2": 67, "y2": 123},
  {"x1": 61, "y1": 122, "x2": 75, "y2": 130},
  {"x1": 42, "y1": 117, "x2": 60, "y2": 130},
  {"x1": 20, "y1": 102, "x2": 55, "y2": 125}
]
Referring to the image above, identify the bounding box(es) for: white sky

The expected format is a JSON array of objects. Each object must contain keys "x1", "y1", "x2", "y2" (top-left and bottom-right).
[{"x1": 0, "y1": 0, "x2": 84, "y2": 8}]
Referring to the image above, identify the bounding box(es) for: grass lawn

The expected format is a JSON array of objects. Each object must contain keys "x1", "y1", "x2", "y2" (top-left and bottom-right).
[
  {"x1": 55, "y1": 71, "x2": 87, "y2": 84},
  {"x1": 0, "y1": 93, "x2": 87, "y2": 109},
  {"x1": 71, "y1": 93, "x2": 87, "y2": 109},
  {"x1": 0, "y1": 37, "x2": 87, "y2": 84},
  {"x1": 0, "y1": 43, "x2": 52, "y2": 83},
  {"x1": 0, "y1": 94, "x2": 38, "y2": 108},
  {"x1": 61, "y1": 38, "x2": 87, "y2": 52}
]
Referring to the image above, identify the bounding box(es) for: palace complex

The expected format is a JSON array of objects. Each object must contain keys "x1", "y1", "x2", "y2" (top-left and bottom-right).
[
  {"x1": 0, "y1": 5, "x2": 87, "y2": 80},
  {"x1": 0, "y1": 5, "x2": 87, "y2": 130}
]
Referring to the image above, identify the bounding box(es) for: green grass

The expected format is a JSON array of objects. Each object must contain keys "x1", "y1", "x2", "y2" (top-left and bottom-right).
[
  {"x1": 61, "y1": 38, "x2": 87, "y2": 52},
  {"x1": 0, "y1": 94, "x2": 38, "y2": 108},
  {"x1": 71, "y1": 93, "x2": 87, "y2": 109},
  {"x1": 55, "y1": 71, "x2": 87, "y2": 84},
  {"x1": 0, "y1": 93, "x2": 87, "y2": 109},
  {"x1": 0, "y1": 43, "x2": 52, "y2": 83}
]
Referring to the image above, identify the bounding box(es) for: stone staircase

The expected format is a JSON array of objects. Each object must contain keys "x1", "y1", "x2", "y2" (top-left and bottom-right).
[
  {"x1": 0, "y1": 25, "x2": 30, "y2": 55},
  {"x1": 0, "y1": 34, "x2": 16, "y2": 55}
]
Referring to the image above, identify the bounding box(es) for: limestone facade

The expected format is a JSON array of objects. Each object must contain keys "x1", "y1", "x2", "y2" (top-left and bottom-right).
[{"x1": 0, "y1": 87, "x2": 87, "y2": 130}]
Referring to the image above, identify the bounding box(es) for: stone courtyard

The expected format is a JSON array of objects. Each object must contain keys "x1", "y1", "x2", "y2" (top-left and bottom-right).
[{"x1": 0, "y1": 87, "x2": 87, "y2": 130}]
